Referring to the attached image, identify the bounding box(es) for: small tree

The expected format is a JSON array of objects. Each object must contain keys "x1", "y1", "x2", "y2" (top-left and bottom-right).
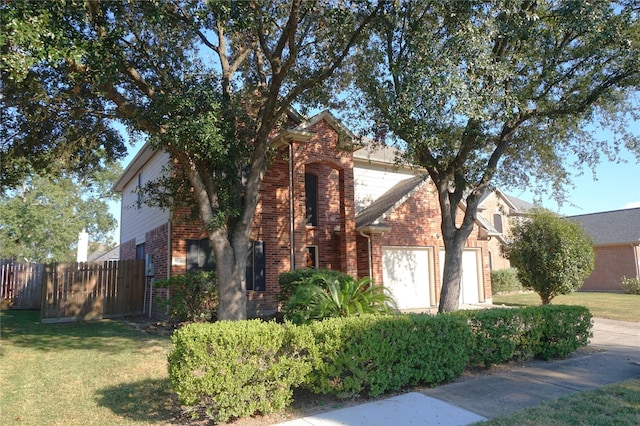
[{"x1": 505, "y1": 208, "x2": 594, "y2": 305}]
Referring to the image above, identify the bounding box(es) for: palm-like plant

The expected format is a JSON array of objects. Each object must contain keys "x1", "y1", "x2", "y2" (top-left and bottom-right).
[{"x1": 285, "y1": 275, "x2": 397, "y2": 324}]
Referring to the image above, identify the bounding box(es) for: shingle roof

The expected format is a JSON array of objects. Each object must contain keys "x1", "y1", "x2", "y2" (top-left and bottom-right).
[
  {"x1": 568, "y1": 208, "x2": 640, "y2": 246},
  {"x1": 355, "y1": 176, "x2": 425, "y2": 228},
  {"x1": 503, "y1": 193, "x2": 535, "y2": 213}
]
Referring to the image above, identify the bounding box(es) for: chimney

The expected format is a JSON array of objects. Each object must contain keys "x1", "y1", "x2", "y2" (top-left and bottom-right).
[{"x1": 77, "y1": 229, "x2": 89, "y2": 262}]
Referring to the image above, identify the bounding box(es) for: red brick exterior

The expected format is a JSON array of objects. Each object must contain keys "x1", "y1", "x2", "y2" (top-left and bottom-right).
[
  {"x1": 581, "y1": 244, "x2": 640, "y2": 292},
  {"x1": 120, "y1": 116, "x2": 493, "y2": 317},
  {"x1": 358, "y1": 183, "x2": 492, "y2": 304}
]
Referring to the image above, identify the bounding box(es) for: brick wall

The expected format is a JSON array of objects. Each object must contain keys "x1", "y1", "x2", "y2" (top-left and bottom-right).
[
  {"x1": 119, "y1": 238, "x2": 136, "y2": 260},
  {"x1": 357, "y1": 182, "x2": 492, "y2": 303},
  {"x1": 581, "y1": 245, "x2": 638, "y2": 292}
]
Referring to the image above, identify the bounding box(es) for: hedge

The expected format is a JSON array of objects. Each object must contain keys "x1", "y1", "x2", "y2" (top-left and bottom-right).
[
  {"x1": 168, "y1": 320, "x2": 315, "y2": 423},
  {"x1": 304, "y1": 314, "x2": 470, "y2": 397},
  {"x1": 168, "y1": 305, "x2": 592, "y2": 422},
  {"x1": 459, "y1": 305, "x2": 592, "y2": 366}
]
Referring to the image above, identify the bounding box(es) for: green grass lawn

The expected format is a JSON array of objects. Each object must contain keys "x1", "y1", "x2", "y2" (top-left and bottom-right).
[
  {"x1": 475, "y1": 378, "x2": 640, "y2": 426},
  {"x1": 0, "y1": 310, "x2": 175, "y2": 425},
  {"x1": 493, "y1": 292, "x2": 640, "y2": 322}
]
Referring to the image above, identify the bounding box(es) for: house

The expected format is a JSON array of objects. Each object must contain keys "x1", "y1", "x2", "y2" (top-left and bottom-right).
[
  {"x1": 113, "y1": 111, "x2": 494, "y2": 317},
  {"x1": 568, "y1": 208, "x2": 640, "y2": 292},
  {"x1": 476, "y1": 189, "x2": 535, "y2": 270}
]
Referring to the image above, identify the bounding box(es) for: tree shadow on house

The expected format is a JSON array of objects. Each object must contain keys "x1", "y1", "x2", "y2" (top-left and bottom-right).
[
  {"x1": 95, "y1": 378, "x2": 182, "y2": 425},
  {"x1": 0, "y1": 309, "x2": 170, "y2": 354}
]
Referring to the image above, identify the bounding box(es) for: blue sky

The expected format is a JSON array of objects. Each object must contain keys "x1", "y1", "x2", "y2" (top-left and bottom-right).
[{"x1": 108, "y1": 117, "x2": 639, "y2": 244}]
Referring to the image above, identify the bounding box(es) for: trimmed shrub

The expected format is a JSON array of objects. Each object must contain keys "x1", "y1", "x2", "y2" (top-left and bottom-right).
[
  {"x1": 459, "y1": 305, "x2": 592, "y2": 366},
  {"x1": 620, "y1": 276, "x2": 640, "y2": 295},
  {"x1": 504, "y1": 208, "x2": 595, "y2": 305},
  {"x1": 168, "y1": 320, "x2": 314, "y2": 423},
  {"x1": 154, "y1": 271, "x2": 218, "y2": 322},
  {"x1": 490, "y1": 268, "x2": 523, "y2": 294},
  {"x1": 167, "y1": 306, "x2": 591, "y2": 422},
  {"x1": 536, "y1": 305, "x2": 592, "y2": 360},
  {"x1": 304, "y1": 314, "x2": 470, "y2": 397}
]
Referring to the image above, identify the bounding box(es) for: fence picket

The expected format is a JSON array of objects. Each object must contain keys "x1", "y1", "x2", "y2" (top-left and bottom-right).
[{"x1": 1, "y1": 259, "x2": 144, "y2": 322}]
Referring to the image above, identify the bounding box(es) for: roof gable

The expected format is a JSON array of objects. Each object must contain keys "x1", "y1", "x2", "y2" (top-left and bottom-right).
[{"x1": 355, "y1": 176, "x2": 425, "y2": 228}]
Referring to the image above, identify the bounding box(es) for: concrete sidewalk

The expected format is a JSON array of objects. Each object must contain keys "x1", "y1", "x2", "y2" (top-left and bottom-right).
[{"x1": 276, "y1": 318, "x2": 640, "y2": 426}]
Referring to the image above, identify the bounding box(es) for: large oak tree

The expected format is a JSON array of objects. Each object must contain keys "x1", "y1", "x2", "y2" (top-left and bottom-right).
[
  {"x1": 350, "y1": 0, "x2": 639, "y2": 312},
  {"x1": 2, "y1": 0, "x2": 382, "y2": 319}
]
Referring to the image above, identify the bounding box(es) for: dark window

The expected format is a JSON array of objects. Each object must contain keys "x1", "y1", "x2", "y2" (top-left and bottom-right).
[
  {"x1": 246, "y1": 241, "x2": 266, "y2": 291},
  {"x1": 186, "y1": 238, "x2": 265, "y2": 291},
  {"x1": 186, "y1": 238, "x2": 215, "y2": 272},
  {"x1": 493, "y1": 214, "x2": 503, "y2": 233},
  {"x1": 135, "y1": 243, "x2": 145, "y2": 260},
  {"x1": 305, "y1": 173, "x2": 318, "y2": 226}
]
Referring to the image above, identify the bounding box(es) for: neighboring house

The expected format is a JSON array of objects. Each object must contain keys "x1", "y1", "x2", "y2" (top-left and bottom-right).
[
  {"x1": 568, "y1": 208, "x2": 640, "y2": 292},
  {"x1": 113, "y1": 110, "x2": 494, "y2": 318},
  {"x1": 87, "y1": 245, "x2": 120, "y2": 262},
  {"x1": 476, "y1": 189, "x2": 534, "y2": 270}
]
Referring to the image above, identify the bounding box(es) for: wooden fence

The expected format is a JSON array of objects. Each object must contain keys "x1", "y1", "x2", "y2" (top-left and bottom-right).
[
  {"x1": 1, "y1": 259, "x2": 146, "y2": 323},
  {"x1": 1, "y1": 259, "x2": 43, "y2": 309}
]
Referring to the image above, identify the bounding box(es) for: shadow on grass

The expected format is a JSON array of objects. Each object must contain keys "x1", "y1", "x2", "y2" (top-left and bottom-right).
[
  {"x1": 95, "y1": 378, "x2": 181, "y2": 424},
  {"x1": 0, "y1": 309, "x2": 170, "y2": 354}
]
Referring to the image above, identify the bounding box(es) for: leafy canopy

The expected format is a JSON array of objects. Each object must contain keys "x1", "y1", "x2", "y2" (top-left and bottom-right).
[
  {"x1": 505, "y1": 208, "x2": 595, "y2": 305},
  {"x1": 348, "y1": 0, "x2": 639, "y2": 312},
  {"x1": 0, "y1": 163, "x2": 122, "y2": 263}
]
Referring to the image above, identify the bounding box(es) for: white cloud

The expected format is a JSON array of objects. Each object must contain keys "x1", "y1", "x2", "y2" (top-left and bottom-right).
[{"x1": 623, "y1": 201, "x2": 640, "y2": 209}]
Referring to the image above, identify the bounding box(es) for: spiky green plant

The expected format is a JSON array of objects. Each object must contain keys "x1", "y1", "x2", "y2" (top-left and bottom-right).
[{"x1": 285, "y1": 276, "x2": 397, "y2": 324}]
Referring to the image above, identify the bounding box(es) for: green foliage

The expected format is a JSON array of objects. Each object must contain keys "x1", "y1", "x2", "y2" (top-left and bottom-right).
[
  {"x1": 277, "y1": 268, "x2": 352, "y2": 305},
  {"x1": 304, "y1": 314, "x2": 470, "y2": 397},
  {"x1": 2, "y1": 0, "x2": 384, "y2": 319},
  {"x1": 619, "y1": 276, "x2": 640, "y2": 295},
  {"x1": 284, "y1": 276, "x2": 397, "y2": 324},
  {"x1": 0, "y1": 165, "x2": 121, "y2": 262},
  {"x1": 349, "y1": 0, "x2": 640, "y2": 312},
  {"x1": 154, "y1": 271, "x2": 218, "y2": 322},
  {"x1": 168, "y1": 320, "x2": 314, "y2": 423},
  {"x1": 458, "y1": 305, "x2": 592, "y2": 366},
  {"x1": 491, "y1": 268, "x2": 524, "y2": 294},
  {"x1": 167, "y1": 306, "x2": 591, "y2": 420},
  {"x1": 505, "y1": 208, "x2": 595, "y2": 305}
]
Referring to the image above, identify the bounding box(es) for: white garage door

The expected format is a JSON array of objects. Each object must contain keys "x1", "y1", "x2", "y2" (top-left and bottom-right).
[
  {"x1": 439, "y1": 250, "x2": 481, "y2": 305},
  {"x1": 382, "y1": 247, "x2": 431, "y2": 309}
]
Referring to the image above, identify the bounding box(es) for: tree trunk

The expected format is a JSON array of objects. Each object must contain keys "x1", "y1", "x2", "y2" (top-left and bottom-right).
[
  {"x1": 436, "y1": 182, "x2": 480, "y2": 313},
  {"x1": 211, "y1": 235, "x2": 248, "y2": 321},
  {"x1": 439, "y1": 235, "x2": 466, "y2": 312}
]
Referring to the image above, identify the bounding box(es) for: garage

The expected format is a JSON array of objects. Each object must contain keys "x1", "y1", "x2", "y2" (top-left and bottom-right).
[
  {"x1": 439, "y1": 249, "x2": 482, "y2": 305},
  {"x1": 382, "y1": 247, "x2": 433, "y2": 309}
]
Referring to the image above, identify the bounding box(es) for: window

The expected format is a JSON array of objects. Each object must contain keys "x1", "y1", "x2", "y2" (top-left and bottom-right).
[
  {"x1": 493, "y1": 213, "x2": 503, "y2": 234},
  {"x1": 136, "y1": 172, "x2": 143, "y2": 206},
  {"x1": 135, "y1": 243, "x2": 145, "y2": 260},
  {"x1": 305, "y1": 173, "x2": 318, "y2": 226},
  {"x1": 306, "y1": 246, "x2": 318, "y2": 268},
  {"x1": 246, "y1": 241, "x2": 266, "y2": 291},
  {"x1": 186, "y1": 238, "x2": 265, "y2": 291},
  {"x1": 186, "y1": 238, "x2": 215, "y2": 272}
]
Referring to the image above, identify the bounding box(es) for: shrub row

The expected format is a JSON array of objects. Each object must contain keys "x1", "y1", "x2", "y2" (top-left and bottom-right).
[
  {"x1": 457, "y1": 305, "x2": 592, "y2": 366},
  {"x1": 168, "y1": 305, "x2": 592, "y2": 423},
  {"x1": 490, "y1": 268, "x2": 524, "y2": 294}
]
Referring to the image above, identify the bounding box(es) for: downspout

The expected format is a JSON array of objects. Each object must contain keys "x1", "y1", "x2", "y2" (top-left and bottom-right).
[
  {"x1": 288, "y1": 142, "x2": 295, "y2": 270},
  {"x1": 360, "y1": 231, "x2": 372, "y2": 279},
  {"x1": 166, "y1": 221, "x2": 171, "y2": 315}
]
